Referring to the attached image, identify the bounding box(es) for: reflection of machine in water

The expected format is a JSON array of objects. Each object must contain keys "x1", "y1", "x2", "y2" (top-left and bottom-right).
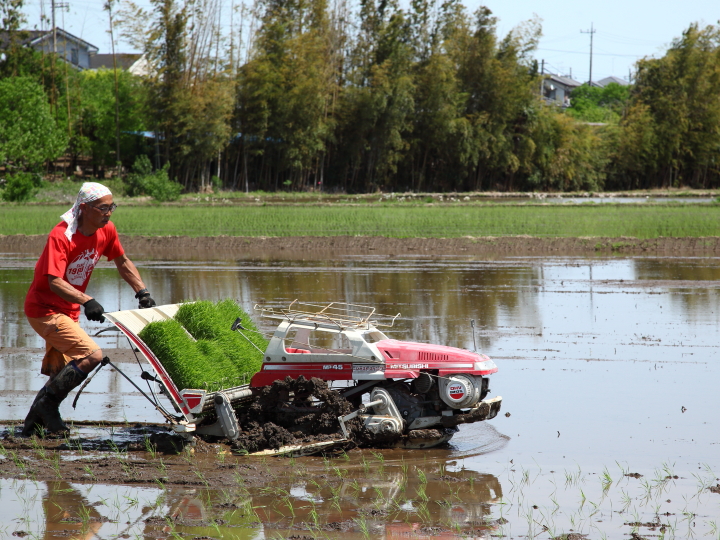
[
  {"x1": 31, "y1": 464, "x2": 502, "y2": 539},
  {"x1": 252, "y1": 465, "x2": 504, "y2": 537},
  {"x1": 150, "y1": 468, "x2": 503, "y2": 538},
  {"x1": 351, "y1": 469, "x2": 502, "y2": 532}
]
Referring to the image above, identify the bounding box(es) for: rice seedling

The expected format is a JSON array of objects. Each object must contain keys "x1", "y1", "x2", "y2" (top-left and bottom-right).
[
  {"x1": 308, "y1": 503, "x2": 320, "y2": 530},
  {"x1": 139, "y1": 300, "x2": 267, "y2": 392},
  {"x1": 77, "y1": 503, "x2": 91, "y2": 526},
  {"x1": 282, "y1": 496, "x2": 296, "y2": 518},
  {"x1": 415, "y1": 501, "x2": 431, "y2": 523},
  {"x1": 415, "y1": 483, "x2": 429, "y2": 503},
  {"x1": 82, "y1": 463, "x2": 96, "y2": 481},
  {"x1": 6, "y1": 450, "x2": 27, "y2": 470},
  {"x1": 144, "y1": 436, "x2": 157, "y2": 459},
  {"x1": 11, "y1": 203, "x2": 720, "y2": 239},
  {"x1": 331, "y1": 465, "x2": 348, "y2": 478},
  {"x1": 120, "y1": 459, "x2": 138, "y2": 481},
  {"x1": 194, "y1": 470, "x2": 209, "y2": 487},
  {"x1": 640, "y1": 480, "x2": 652, "y2": 503},
  {"x1": 155, "y1": 457, "x2": 167, "y2": 476},
  {"x1": 209, "y1": 520, "x2": 223, "y2": 537},
  {"x1": 177, "y1": 299, "x2": 266, "y2": 368},
  {"x1": 417, "y1": 469, "x2": 427, "y2": 484},
  {"x1": 353, "y1": 514, "x2": 370, "y2": 537},
  {"x1": 520, "y1": 467, "x2": 531, "y2": 486},
  {"x1": 620, "y1": 489, "x2": 633, "y2": 512},
  {"x1": 48, "y1": 453, "x2": 61, "y2": 480},
  {"x1": 601, "y1": 466, "x2": 612, "y2": 486},
  {"x1": 370, "y1": 450, "x2": 384, "y2": 463}
]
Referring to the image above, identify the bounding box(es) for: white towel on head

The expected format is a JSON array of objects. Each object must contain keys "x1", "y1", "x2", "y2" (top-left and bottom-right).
[{"x1": 60, "y1": 182, "x2": 113, "y2": 240}]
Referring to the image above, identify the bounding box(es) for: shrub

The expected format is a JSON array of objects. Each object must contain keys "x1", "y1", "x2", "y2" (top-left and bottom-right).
[
  {"x1": 124, "y1": 155, "x2": 182, "y2": 202},
  {"x1": 0, "y1": 77, "x2": 67, "y2": 168},
  {"x1": 1, "y1": 172, "x2": 43, "y2": 202}
]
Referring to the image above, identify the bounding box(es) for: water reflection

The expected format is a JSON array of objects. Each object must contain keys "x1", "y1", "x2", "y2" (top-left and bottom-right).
[
  {"x1": 0, "y1": 478, "x2": 164, "y2": 539},
  {"x1": 0, "y1": 464, "x2": 503, "y2": 539},
  {"x1": 1, "y1": 258, "x2": 542, "y2": 351},
  {"x1": 632, "y1": 258, "x2": 720, "y2": 324},
  {"x1": 2, "y1": 255, "x2": 720, "y2": 360}
]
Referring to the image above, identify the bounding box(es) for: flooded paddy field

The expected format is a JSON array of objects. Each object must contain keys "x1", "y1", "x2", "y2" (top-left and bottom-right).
[{"x1": 0, "y1": 245, "x2": 719, "y2": 539}]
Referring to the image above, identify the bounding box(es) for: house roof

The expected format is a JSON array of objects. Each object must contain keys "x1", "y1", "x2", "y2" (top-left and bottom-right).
[
  {"x1": 595, "y1": 76, "x2": 630, "y2": 87},
  {"x1": 90, "y1": 53, "x2": 142, "y2": 70},
  {"x1": 0, "y1": 28, "x2": 98, "y2": 54},
  {"x1": 547, "y1": 74, "x2": 582, "y2": 88}
]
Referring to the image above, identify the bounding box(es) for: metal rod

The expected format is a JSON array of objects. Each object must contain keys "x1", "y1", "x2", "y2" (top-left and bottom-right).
[
  {"x1": 470, "y1": 319, "x2": 477, "y2": 352},
  {"x1": 89, "y1": 356, "x2": 179, "y2": 424}
]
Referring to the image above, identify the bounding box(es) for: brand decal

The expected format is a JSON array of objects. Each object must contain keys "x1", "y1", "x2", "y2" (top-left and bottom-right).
[
  {"x1": 323, "y1": 364, "x2": 344, "y2": 370},
  {"x1": 353, "y1": 365, "x2": 382, "y2": 372},
  {"x1": 392, "y1": 363, "x2": 429, "y2": 370},
  {"x1": 66, "y1": 249, "x2": 100, "y2": 286},
  {"x1": 448, "y1": 383, "x2": 465, "y2": 400}
]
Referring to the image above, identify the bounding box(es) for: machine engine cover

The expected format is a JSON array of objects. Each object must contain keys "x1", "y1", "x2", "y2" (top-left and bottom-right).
[{"x1": 439, "y1": 374, "x2": 483, "y2": 409}]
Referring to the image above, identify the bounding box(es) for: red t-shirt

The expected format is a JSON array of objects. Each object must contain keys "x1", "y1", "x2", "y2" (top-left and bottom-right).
[{"x1": 25, "y1": 221, "x2": 125, "y2": 321}]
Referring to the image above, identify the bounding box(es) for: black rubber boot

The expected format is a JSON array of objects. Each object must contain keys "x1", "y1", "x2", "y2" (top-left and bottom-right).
[
  {"x1": 21, "y1": 386, "x2": 48, "y2": 437},
  {"x1": 22, "y1": 363, "x2": 88, "y2": 436}
]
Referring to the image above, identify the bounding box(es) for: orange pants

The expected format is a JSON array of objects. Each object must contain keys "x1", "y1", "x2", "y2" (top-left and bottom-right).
[{"x1": 26, "y1": 314, "x2": 100, "y2": 377}]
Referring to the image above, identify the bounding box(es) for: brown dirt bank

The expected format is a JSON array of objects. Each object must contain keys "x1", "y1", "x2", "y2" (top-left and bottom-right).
[{"x1": 3, "y1": 234, "x2": 720, "y2": 260}]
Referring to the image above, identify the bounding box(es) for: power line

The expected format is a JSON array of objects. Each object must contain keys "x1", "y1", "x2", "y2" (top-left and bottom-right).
[{"x1": 536, "y1": 47, "x2": 643, "y2": 59}]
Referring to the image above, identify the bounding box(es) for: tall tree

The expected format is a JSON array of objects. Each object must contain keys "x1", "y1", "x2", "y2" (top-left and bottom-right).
[
  {"x1": 118, "y1": 0, "x2": 234, "y2": 189},
  {"x1": 237, "y1": 0, "x2": 337, "y2": 190},
  {"x1": 333, "y1": 0, "x2": 415, "y2": 191},
  {"x1": 615, "y1": 24, "x2": 720, "y2": 188}
]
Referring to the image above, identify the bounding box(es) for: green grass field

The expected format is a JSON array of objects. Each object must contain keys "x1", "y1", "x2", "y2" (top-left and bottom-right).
[{"x1": 2, "y1": 204, "x2": 720, "y2": 238}]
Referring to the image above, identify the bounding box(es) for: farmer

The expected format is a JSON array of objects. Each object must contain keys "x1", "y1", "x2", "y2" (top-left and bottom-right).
[{"x1": 22, "y1": 182, "x2": 156, "y2": 437}]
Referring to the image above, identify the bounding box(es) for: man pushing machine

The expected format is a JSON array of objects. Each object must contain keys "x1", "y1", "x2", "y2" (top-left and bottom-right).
[{"x1": 22, "y1": 182, "x2": 156, "y2": 437}]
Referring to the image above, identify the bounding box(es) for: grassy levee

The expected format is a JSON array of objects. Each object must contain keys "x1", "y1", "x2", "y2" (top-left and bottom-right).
[{"x1": 2, "y1": 204, "x2": 720, "y2": 238}]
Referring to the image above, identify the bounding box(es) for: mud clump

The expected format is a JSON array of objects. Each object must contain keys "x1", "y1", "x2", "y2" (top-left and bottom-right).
[
  {"x1": 231, "y1": 376, "x2": 370, "y2": 453},
  {"x1": 149, "y1": 432, "x2": 190, "y2": 454}
]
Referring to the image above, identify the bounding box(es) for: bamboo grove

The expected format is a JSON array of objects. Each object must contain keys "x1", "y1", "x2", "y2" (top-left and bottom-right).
[{"x1": 2, "y1": 0, "x2": 720, "y2": 193}]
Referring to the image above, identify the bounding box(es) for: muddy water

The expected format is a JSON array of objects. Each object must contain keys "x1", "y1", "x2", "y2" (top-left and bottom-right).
[{"x1": 1, "y1": 252, "x2": 720, "y2": 538}]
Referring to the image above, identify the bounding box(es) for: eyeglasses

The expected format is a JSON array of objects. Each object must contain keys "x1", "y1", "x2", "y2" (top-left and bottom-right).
[{"x1": 87, "y1": 203, "x2": 117, "y2": 214}]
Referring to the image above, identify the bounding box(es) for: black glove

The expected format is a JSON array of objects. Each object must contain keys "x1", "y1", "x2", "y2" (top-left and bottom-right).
[
  {"x1": 83, "y1": 298, "x2": 105, "y2": 323},
  {"x1": 135, "y1": 288, "x2": 156, "y2": 309}
]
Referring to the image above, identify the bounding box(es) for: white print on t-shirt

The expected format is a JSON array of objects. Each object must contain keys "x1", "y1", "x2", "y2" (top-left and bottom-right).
[{"x1": 65, "y1": 249, "x2": 101, "y2": 286}]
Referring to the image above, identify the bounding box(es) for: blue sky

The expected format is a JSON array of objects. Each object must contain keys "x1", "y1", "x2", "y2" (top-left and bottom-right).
[{"x1": 23, "y1": 0, "x2": 718, "y2": 83}]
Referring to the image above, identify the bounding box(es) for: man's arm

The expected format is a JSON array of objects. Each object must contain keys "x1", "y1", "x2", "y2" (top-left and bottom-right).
[
  {"x1": 113, "y1": 254, "x2": 146, "y2": 293},
  {"x1": 48, "y1": 275, "x2": 93, "y2": 304}
]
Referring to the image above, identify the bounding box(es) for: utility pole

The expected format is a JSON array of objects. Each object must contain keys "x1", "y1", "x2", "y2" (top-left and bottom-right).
[
  {"x1": 539, "y1": 58, "x2": 545, "y2": 96},
  {"x1": 105, "y1": 1, "x2": 121, "y2": 172},
  {"x1": 581, "y1": 22, "x2": 596, "y2": 85},
  {"x1": 51, "y1": 0, "x2": 69, "y2": 55}
]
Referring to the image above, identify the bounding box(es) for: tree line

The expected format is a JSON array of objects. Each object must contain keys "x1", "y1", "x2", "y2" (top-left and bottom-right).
[{"x1": 1, "y1": 0, "x2": 720, "y2": 194}]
